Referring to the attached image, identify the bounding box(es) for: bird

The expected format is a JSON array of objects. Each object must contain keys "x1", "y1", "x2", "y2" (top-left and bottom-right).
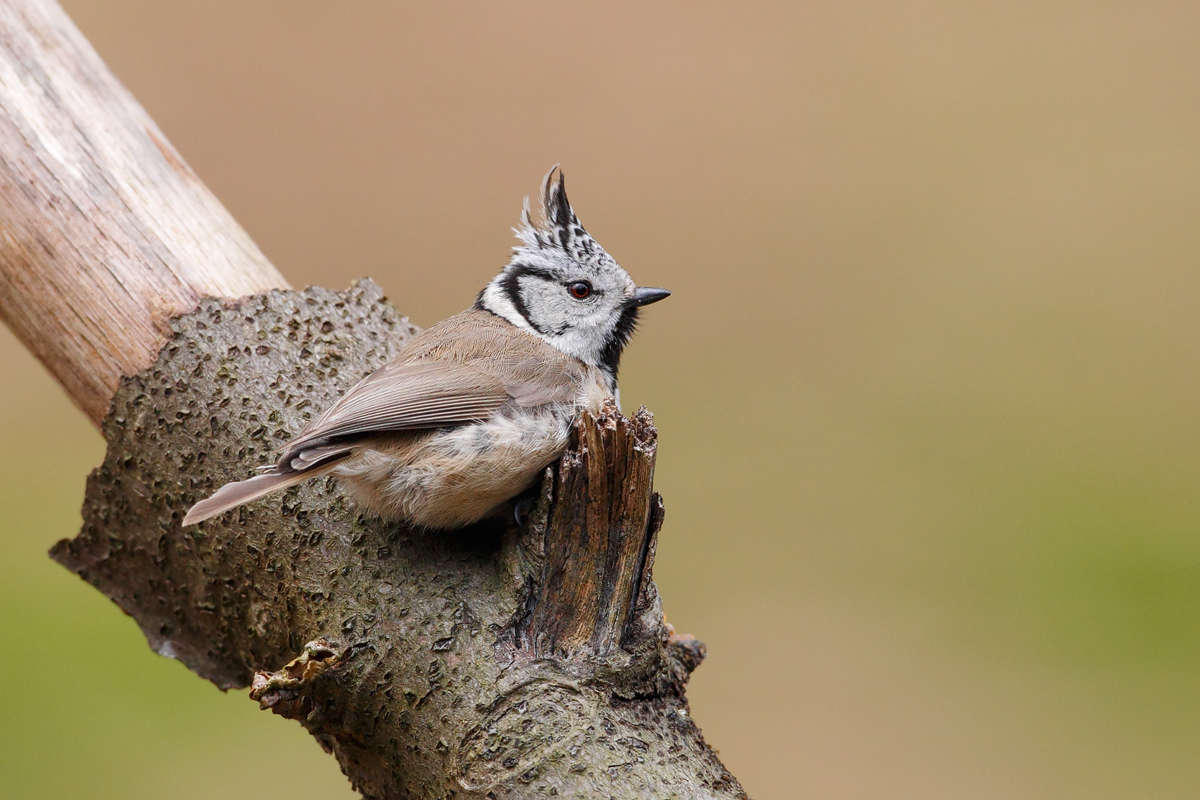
[{"x1": 182, "y1": 166, "x2": 670, "y2": 529}]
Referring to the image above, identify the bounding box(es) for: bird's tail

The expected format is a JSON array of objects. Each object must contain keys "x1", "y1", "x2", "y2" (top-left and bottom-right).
[{"x1": 182, "y1": 461, "x2": 341, "y2": 526}]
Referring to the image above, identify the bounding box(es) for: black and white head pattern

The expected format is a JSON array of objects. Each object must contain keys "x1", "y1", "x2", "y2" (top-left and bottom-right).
[{"x1": 476, "y1": 166, "x2": 643, "y2": 388}]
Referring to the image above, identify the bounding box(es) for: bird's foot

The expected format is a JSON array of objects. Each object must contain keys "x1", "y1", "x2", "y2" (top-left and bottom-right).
[{"x1": 512, "y1": 490, "x2": 538, "y2": 532}]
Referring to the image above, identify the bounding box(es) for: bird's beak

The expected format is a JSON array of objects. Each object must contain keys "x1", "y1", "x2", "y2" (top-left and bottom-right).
[{"x1": 631, "y1": 287, "x2": 672, "y2": 307}]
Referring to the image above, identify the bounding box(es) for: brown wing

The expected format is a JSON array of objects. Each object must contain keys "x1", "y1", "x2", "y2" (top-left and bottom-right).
[
  {"x1": 183, "y1": 309, "x2": 594, "y2": 527},
  {"x1": 281, "y1": 360, "x2": 510, "y2": 456},
  {"x1": 279, "y1": 309, "x2": 588, "y2": 461}
]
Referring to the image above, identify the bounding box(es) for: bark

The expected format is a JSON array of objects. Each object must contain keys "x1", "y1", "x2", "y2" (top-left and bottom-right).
[
  {"x1": 1, "y1": 0, "x2": 746, "y2": 796},
  {"x1": 50, "y1": 281, "x2": 743, "y2": 798},
  {"x1": 0, "y1": 0, "x2": 288, "y2": 426}
]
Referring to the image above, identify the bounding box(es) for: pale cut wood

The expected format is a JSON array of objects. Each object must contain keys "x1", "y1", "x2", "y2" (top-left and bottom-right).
[{"x1": 0, "y1": 0, "x2": 289, "y2": 426}]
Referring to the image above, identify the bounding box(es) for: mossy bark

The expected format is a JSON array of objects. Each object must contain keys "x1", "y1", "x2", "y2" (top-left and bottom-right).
[{"x1": 50, "y1": 280, "x2": 745, "y2": 799}]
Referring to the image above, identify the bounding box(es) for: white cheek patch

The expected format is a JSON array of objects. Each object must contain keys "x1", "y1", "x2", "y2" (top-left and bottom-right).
[
  {"x1": 479, "y1": 282, "x2": 536, "y2": 333},
  {"x1": 545, "y1": 327, "x2": 607, "y2": 367}
]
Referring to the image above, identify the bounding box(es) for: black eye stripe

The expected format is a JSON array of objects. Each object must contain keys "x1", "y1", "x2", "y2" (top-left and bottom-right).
[{"x1": 500, "y1": 265, "x2": 551, "y2": 333}]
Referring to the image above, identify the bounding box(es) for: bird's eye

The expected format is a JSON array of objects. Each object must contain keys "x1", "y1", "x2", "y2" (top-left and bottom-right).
[{"x1": 568, "y1": 281, "x2": 592, "y2": 299}]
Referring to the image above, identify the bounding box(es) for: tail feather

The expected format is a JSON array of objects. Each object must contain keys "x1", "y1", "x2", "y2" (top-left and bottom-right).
[{"x1": 182, "y1": 462, "x2": 340, "y2": 526}]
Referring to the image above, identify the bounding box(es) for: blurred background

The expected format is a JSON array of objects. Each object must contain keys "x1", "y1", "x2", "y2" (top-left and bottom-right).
[{"x1": 2, "y1": 1, "x2": 1199, "y2": 797}]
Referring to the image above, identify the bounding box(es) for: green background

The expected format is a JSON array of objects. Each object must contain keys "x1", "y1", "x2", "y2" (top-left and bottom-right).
[{"x1": 2, "y1": 1, "x2": 1199, "y2": 797}]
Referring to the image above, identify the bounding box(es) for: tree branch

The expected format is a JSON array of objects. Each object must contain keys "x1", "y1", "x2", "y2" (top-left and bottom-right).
[
  {"x1": 0, "y1": 0, "x2": 288, "y2": 426},
  {"x1": 50, "y1": 284, "x2": 744, "y2": 798},
  {"x1": 1, "y1": 1, "x2": 746, "y2": 796}
]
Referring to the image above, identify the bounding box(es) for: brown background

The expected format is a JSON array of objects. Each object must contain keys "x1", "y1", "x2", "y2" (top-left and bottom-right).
[{"x1": 2, "y1": 1, "x2": 1199, "y2": 797}]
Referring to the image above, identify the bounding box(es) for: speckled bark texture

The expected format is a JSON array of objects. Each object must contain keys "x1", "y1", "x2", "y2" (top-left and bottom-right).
[{"x1": 51, "y1": 281, "x2": 746, "y2": 800}]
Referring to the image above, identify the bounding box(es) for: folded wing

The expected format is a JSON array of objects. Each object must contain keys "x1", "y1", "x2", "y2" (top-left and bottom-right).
[
  {"x1": 183, "y1": 311, "x2": 592, "y2": 527},
  {"x1": 282, "y1": 360, "x2": 512, "y2": 457}
]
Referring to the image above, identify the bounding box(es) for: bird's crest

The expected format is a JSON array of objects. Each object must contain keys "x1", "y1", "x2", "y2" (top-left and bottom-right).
[{"x1": 513, "y1": 165, "x2": 606, "y2": 263}]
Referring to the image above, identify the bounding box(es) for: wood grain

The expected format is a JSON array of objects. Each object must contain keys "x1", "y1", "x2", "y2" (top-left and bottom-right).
[{"x1": 0, "y1": 0, "x2": 288, "y2": 426}]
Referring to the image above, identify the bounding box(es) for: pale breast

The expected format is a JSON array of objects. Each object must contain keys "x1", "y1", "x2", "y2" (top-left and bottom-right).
[
  {"x1": 333, "y1": 406, "x2": 568, "y2": 529},
  {"x1": 331, "y1": 352, "x2": 610, "y2": 529}
]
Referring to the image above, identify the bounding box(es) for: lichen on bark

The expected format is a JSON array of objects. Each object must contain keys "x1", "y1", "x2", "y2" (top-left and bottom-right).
[{"x1": 50, "y1": 280, "x2": 746, "y2": 799}]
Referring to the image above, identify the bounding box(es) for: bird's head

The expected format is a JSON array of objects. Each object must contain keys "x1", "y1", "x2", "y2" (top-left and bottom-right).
[{"x1": 476, "y1": 166, "x2": 670, "y2": 387}]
